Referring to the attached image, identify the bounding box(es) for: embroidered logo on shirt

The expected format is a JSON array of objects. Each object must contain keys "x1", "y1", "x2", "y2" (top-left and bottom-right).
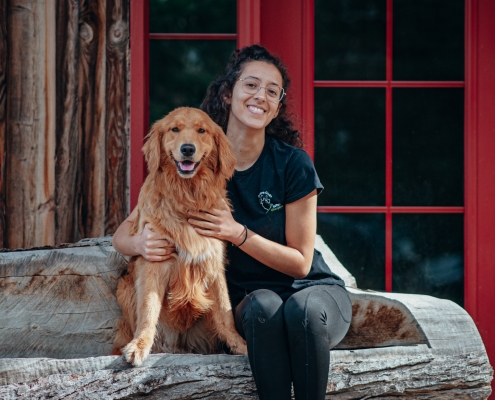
[{"x1": 258, "y1": 191, "x2": 284, "y2": 213}]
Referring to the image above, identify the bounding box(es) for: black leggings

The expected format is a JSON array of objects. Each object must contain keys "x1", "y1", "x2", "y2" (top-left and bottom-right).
[{"x1": 234, "y1": 285, "x2": 352, "y2": 400}]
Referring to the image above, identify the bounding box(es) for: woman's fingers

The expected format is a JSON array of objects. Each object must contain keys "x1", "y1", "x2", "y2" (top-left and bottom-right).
[{"x1": 138, "y1": 224, "x2": 176, "y2": 261}]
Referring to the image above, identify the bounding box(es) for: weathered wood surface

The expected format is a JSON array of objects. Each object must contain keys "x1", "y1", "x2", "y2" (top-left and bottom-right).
[
  {"x1": 78, "y1": 0, "x2": 107, "y2": 238},
  {"x1": 5, "y1": 0, "x2": 56, "y2": 249},
  {"x1": 55, "y1": 0, "x2": 81, "y2": 244},
  {"x1": 105, "y1": 0, "x2": 129, "y2": 235},
  {"x1": 0, "y1": 0, "x2": 6, "y2": 248},
  {"x1": 0, "y1": 236, "x2": 492, "y2": 398},
  {"x1": 1, "y1": 0, "x2": 129, "y2": 249},
  {"x1": 0, "y1": 237, "x2": 122, "y2": 359},
  {"x1": 0, "y1": 346, "x2": 491, "y2": 399}
]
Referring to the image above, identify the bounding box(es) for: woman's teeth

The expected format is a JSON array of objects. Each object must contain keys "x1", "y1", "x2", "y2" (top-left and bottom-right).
[{"x1": 248, "y1": 106, "x2": 264, "y2": 114}]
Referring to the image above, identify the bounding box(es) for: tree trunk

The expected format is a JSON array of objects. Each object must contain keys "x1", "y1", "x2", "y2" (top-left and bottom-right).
[{"x1": 5, "y1": 0, "x2": 56, "y2": 249}]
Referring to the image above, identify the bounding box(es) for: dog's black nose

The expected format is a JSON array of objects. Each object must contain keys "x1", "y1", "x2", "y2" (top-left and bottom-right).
[{"x1": 180, "y1": 144, "x2": 196, "y2": 157}]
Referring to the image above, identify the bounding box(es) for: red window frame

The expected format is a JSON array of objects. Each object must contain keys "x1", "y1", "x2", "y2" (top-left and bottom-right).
[
  {"x1": 313, "y1": 0, "x2": 464, "y2": 293},
  {"x1": 129, "y1": 1, "x2": 495, "y2": 381}
]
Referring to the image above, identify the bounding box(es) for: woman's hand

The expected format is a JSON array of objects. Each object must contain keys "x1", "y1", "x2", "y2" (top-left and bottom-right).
[
  {"x1": 112, "y1": 207, "x2": 176, "y2": 262},
  {"x1": 135, "y1": 223, "x2": 176, "y2": 262},
  {"x1": 188, "y1": 200, "x2": 246, "y2": 245}
]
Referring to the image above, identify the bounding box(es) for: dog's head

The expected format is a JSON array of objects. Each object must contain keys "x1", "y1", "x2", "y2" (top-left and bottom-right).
[{"x1": 143, "y1": 107, "x2": 236, "y2": 180}]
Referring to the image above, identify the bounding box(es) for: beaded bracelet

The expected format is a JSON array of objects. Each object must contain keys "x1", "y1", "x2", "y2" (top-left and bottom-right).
[{"x1": 232, "y1": 224, "x2": 248, "y2": 247}]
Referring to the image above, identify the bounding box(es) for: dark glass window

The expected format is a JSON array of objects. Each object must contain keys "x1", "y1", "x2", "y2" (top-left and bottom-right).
[
  {"x1": 393, "y1": 0, "x2": 464, "y2": 81},
  {"x1": 150, "y1": 0, "x2": 236, "y2": 33},
  {"x1": 315, "y1": 88, "x2": 385, "y2": 206},
  {"x1": 393, "y1": 88, "x2": 464, "y2": 206},
  {"x1": 318, "y1": 213, "x2": 385, "y2": 291},
  {"x1": 315, "y1": 0, "x2": 386, "y2": 80},
  {"x1": 392, "y1": 214, "x2": 464, "y2": 306},
  {"x1": 149, "y1": 40, "x2": 235, "y2": 125}
]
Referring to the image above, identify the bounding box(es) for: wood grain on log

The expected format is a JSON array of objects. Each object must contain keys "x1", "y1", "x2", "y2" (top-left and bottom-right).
[
  {"x1": 0, "y1": 348, "x2": 491, "y2": 399},
  {"x1": 0, "y1": 0, "x2": 7, "y2": 248},
  {"x1": 5, "y1": 1, "x2": 56, "y2": 249},
  {"x1": 105, "y1": 0, "x2": 129, "y2": 235},
  {"x1": 78, "y1": 0, "x2": 107, "y2": 238},
  {"x1": 0, "y1": 240, "x2": 122, "y2": 359},
  {"x1": 55, "y1": 0, "x2": 81, "y2": 244}
]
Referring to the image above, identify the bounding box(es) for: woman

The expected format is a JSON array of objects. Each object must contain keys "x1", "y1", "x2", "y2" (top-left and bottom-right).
[{"x1": 112, "y1": 45, "x2": 351, "y2": 400}]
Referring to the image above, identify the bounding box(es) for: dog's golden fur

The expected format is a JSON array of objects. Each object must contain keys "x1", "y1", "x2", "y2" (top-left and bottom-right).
[{"x1": 113, "y1": 107, "x2": 247, "y2": 366}]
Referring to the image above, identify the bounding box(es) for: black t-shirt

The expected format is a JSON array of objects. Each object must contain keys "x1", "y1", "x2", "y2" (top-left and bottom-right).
[{"x1": 226, "y1": 135, "x2": 345, "y2": 309}]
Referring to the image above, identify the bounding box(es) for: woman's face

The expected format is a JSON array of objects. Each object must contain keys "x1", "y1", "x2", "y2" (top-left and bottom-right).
[{"x1": 226, "y1": 61, "x2": 283, "y2": 133}]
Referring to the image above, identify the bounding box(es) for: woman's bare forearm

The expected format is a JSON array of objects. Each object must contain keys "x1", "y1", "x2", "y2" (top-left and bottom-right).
[{"x1": 235, "y1": 230, "x2": 312, "y2": 279}]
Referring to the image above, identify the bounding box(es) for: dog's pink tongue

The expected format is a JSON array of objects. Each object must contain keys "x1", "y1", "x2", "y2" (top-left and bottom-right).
[{"x1": 179, "y1": 162, "x2": 195, "y2": 171}]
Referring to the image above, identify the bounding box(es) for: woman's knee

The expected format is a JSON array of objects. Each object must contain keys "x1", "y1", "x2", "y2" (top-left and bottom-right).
[
  {"x1": 284, "y1": 286, "x2": 352, "y2": 348},
  {"x1": 235, "y1": 289, "x2": 284, "y2": 334},
  {"x1": 284, "y1": 289, "x2": 329, "y2": 336}
]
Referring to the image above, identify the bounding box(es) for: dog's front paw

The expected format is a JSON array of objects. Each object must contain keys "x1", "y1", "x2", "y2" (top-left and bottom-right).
[
  {"x1": 121, "y1": 339, "x2": 152, "y2": 367},
  {"x1": 229, "y1": 339, "x2": 248, "y2": 356}
]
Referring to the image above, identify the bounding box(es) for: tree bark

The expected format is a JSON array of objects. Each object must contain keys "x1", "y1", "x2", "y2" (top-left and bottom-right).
[
  {"x1": 0, "y1": 0, "x2": 7, "y2": 248},
  {"x1": 5, "y1": 0, "x2": 56, "y2": 249},
  {"x1": 77, "y1": 0, "x2": 107, "y2": 239},
  {"x1": 105, "y1": 0, "x2": 129, "y2": 235},
  {"x1": 55, "y1": 0, "x2": 81, "y2": 244}
]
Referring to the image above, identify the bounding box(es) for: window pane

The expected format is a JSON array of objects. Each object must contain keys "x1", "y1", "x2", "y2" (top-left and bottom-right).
[
  {"x1": 150, "y1": 0, "x2": 236, "y2": 33},
  {"x1": 315, "y1": 88, "x2": 385, "y2": 206},
  {"x1": 393, "y1": 214, "x2": 464, "y2": 307},
  {"x1": 393, "y1": 0, "x2": 464, "y2": 81},
  {"x1": 393, "y1": 88, "x2": 464, "y2": 206},
  {"x1": 318, "y1": 213, "x2": 385, "y2": 291},
  {"x1": 315, "y1": 0, "x2": 386, "y2": 80},
  {"x1": 149, "y1": 40, "x2": 235, "y2": 125}
]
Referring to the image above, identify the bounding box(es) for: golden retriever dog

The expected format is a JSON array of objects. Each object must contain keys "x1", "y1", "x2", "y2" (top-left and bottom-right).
[{"x1": 113, "y1": 107, "x2": 247, "y2": 366}]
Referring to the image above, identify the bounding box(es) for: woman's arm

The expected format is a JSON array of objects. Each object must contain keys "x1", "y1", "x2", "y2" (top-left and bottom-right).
[
  {"x1": 188, "y1": 190, "x2": 317, "y2": 279},
  {"x1": 112, "y1": 207, "x2": 176, "y2": 262}
]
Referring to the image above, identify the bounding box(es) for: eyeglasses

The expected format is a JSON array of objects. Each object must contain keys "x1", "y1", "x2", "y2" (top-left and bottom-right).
[{"x1": 238, "y1": 77, "x2": 285, "y2": 103}]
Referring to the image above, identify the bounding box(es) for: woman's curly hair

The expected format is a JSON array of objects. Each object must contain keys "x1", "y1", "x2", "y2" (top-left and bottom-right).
[{"x1": 200, "y1": 45, "x2": 303, "y2": 148}]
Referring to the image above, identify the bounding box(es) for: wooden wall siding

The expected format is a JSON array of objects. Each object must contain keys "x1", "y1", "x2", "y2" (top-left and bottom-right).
[
  {"x1": 55, "y1": 0, "x2": 80, "y2": 244},
  {"x1": 1, "y1": 0, "x2": 129, "y2": 249},
  {"x1": 0, "y1": 0, "x2": 6, "y2": 248},
  {"x1": 6, "y1": 1, "x2": 56, "y2": 249},
  {"x1": 105, "y1": 0, "x2": 128, "y2": 235},
  {"x1": 78, "y1": 0, "x2": 107, "y2": 239}
]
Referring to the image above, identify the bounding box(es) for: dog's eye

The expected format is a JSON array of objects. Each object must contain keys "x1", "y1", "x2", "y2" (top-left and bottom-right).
[
  {"x1": 171, "y1": 127, "x2": 179, "y2": 132},
  {"x1": 198, "y1": 128, "x2": 205, "y2": 134}
]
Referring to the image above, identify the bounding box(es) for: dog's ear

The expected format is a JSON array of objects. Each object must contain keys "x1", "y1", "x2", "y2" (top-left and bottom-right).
[
  {"x1": 213, "y1": 124, "x2": 236, "y2": 179},
  {"x1": 142, "y1": 122, "x2": 163, "y2": 174}
]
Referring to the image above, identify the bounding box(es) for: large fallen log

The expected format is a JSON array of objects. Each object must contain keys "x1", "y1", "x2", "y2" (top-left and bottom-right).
[{"x1": 0, "y1": 237, "x2": 492, "y2": 399}]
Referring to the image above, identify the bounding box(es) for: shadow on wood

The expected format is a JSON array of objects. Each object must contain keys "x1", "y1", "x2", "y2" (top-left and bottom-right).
[{"x1": 0, "y1": 236, "x2": 492, "y2": 398}]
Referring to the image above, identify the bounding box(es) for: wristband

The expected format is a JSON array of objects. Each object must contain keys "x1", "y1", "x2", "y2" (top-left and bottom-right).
[{"x1": 232, "y1": 224, "x2": 248, "y2": 247}]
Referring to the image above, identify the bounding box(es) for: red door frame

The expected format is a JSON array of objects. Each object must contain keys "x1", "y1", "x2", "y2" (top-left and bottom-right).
[
  {"x1": 465, "y1": 0, "x2": 495, "y2": 387},
  {"x1": 128, "y1": 0, "x2": 495, "y2": 378}
]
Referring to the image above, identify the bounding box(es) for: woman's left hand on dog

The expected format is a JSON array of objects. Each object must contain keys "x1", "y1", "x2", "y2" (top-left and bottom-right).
[{"x1": 188, "y1": 200, "x2": 246, "y2": 246}]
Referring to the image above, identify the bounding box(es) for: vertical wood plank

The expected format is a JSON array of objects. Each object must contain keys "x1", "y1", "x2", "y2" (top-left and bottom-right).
[
  {"x1": 55, "y1": 0, "x2": 81, "y2": 244},
  {"x1": 6, "y1": 0, "x2": 56, "y2": 249},
  {"x1": 78, "y1": 0, "x2": 106, "y2": 238},
  {"x1": 0, "y1": 0, "x2": 7, "y2": 248},
  {"x1": 105, "y1": 0, "x2": 129, "y2": 234}
]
